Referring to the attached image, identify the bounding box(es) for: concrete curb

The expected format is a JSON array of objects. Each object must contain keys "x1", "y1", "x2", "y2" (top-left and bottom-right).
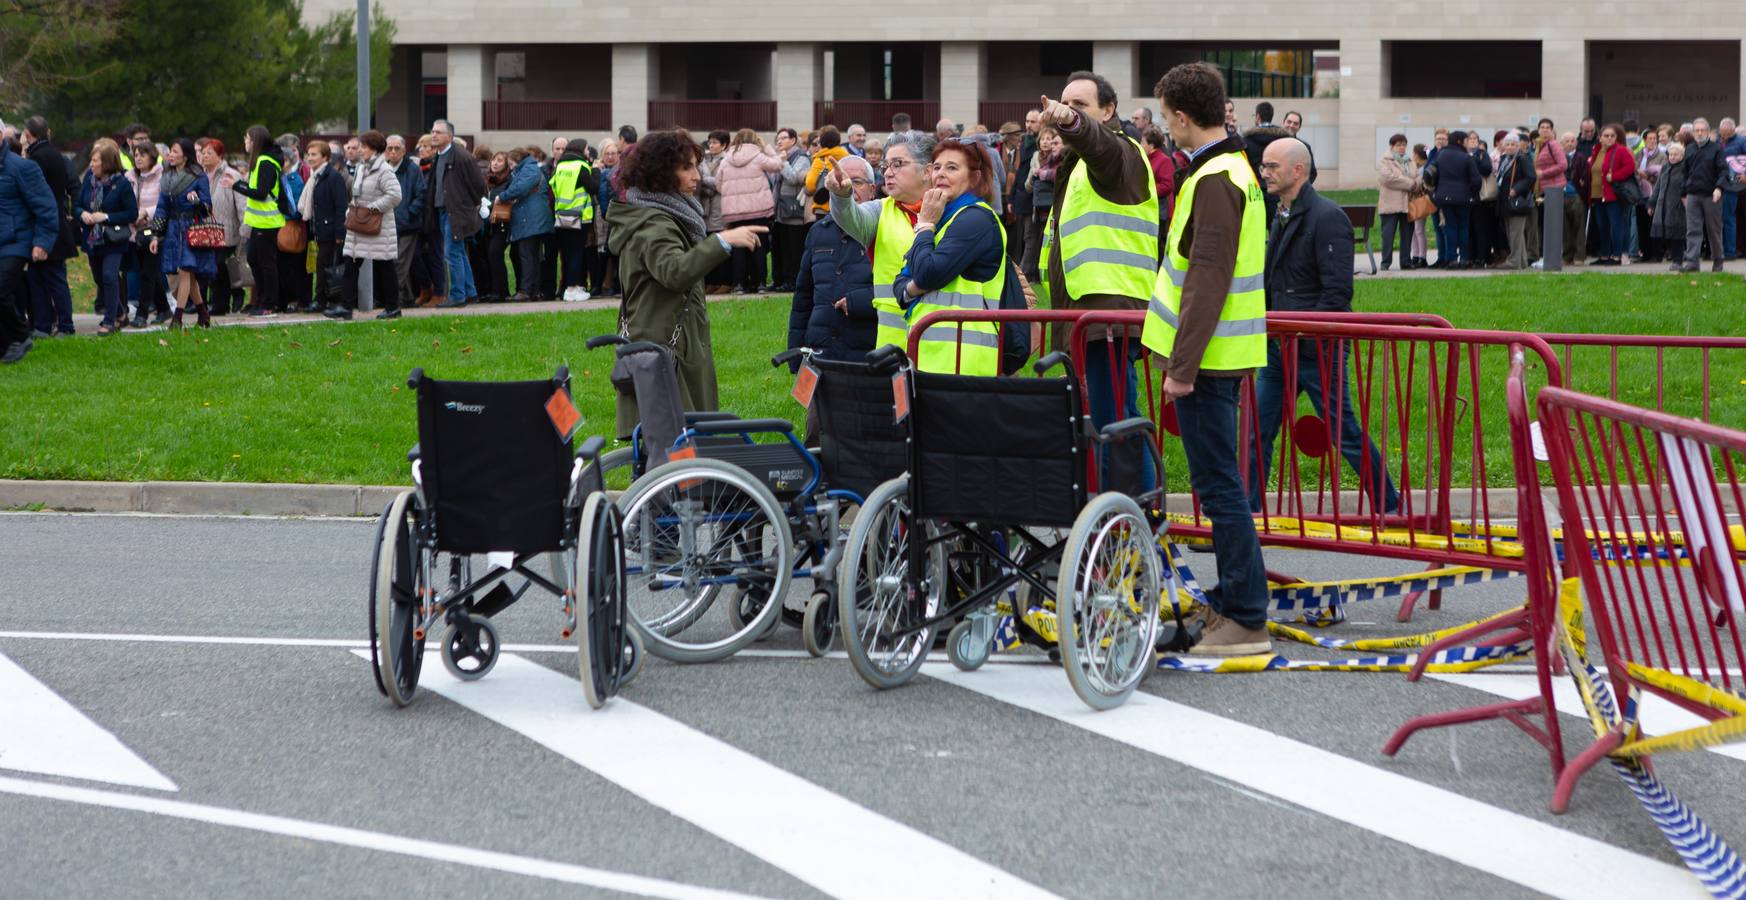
[{"x1": 0, "y1": 478, "x2": 1528, "y2": 520}]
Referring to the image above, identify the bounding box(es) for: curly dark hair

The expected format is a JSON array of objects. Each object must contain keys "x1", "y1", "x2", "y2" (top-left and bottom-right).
[
  {"x1": 616, "y1": 130, "x2": 703, "y2": 195},
  {"x1": 1154, "y1": 62, "x2": 1226, "y2": 130}
]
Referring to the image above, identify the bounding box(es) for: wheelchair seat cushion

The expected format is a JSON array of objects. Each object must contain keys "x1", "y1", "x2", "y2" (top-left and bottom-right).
[{"x1": 417, "y1": 377, "x2": 573, "y2": 555}]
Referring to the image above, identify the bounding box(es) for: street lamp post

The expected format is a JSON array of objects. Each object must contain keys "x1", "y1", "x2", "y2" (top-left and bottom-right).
[{"x1": 356, "y1": 0, "x2": 374, "y2": 310}]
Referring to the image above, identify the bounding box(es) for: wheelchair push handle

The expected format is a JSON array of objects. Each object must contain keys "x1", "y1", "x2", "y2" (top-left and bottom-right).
[
  {"x1": 1033, "y1": 351, "x2": 1070, "y2": 376},
  {"x1": 866, "y1": 344, "x2": 906, "y2": 369},
  {"x1": 407, "y1": 367, "x2": 425, "y2": 390},
  {"x1": 585, "y1": 334, "x2": 627, "y2": 350},
  {"x1": 770, "y1": 348, "x2": 812, "y2": 369}
]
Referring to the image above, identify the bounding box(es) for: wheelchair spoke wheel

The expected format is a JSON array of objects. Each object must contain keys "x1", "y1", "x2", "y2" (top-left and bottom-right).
[
  {"x1": 1058, "y1": 493, "x2": 1162, "y2": 710},
  {"x1": 576, "y1": 492, "x2": 631, "y2": 708},
  {"x1": 440, "y1": 617, "x2": 499, "y2": 681},
  {"x1": 372, "y1": 490, "x2": 428, "y2": 707},
  {"x1": 619, "y1": 457, "x2": 794, "y2": 664},
  {"x1": 837, "y1": 476, "x2": 941, "y2": 690}
]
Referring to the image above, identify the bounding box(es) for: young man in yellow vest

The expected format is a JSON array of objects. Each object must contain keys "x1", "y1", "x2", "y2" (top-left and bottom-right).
[
  {"x1": 1145, "y1": 62, "x2": 1272, "y2": 657},
  {"x1": 1037, "y1": 71, "x2": 1160, "y2": 491}
]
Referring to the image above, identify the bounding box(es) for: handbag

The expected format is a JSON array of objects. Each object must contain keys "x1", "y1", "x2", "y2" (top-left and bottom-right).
[
  {"x1": 1407, "y1": 192, "x2": 1437, "y2": 223},
  {"x1": 100, "y1": 223, "x2": 132, "y2": 244},
  {"x1": 490, "y1": 198, "x2": 513, "y2": 224},
  {"x1": 1506, "y1": 191, "x2": 1535, "y2": 216},
  {"x1": 277, "y1": 219, "x2": 308, "y2": 253},
  {"x1": 345, "y1": 204, "x2": 383, "y2": 236},
  {"x1": 187, "y1": 217, "x2": 226, "y2": 249},
  {"x1": 1612, "y1": 172, "x2": 1643, "y2": 207},
  {"x1": 225, "y1": 250, "x2": 254, "y2": 289}
]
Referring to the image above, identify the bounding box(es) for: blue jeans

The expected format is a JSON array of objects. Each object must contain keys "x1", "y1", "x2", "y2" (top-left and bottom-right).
[
  {"x1": 26, "y1": 260, "x2": 73, "y2": 334},
  {"x1": 438, "y1": 211, "x2": 475, "y2": 301},
  {"x1": 1432, "y1": 214, "x2": 1447, "y2": 263},
  {"x1": 1083, "y1": 339, "x2": 1156, "y2": 493},
  {"x1": 1174, "y1": 375, "x2": 1268, "y2": 629},
  {"x1": 89, "y1": 247, "x2": 125, "y2": 326},
  {"x1": 1441, "y1": 205, "x2": 1472, "y2": 263},
  {"x1": 1595, "y1": 200, "x2": 1627, "y2": 258},
  {"x1": 1249, "y1": 341, "x2": 1399, "y2": 515},
  {"x1": 1723, "y1": 192, "x2": 1739, "y2": 259}
]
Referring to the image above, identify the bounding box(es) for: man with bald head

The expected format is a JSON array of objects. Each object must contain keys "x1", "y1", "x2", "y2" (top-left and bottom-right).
[{"x1": 1250, "y1": 137, "x2": 1398, "y2": 515}]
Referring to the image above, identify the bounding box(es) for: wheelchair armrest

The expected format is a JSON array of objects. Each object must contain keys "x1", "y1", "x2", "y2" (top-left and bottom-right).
[
  {"x1": 771, "y1": 348, "x2": 808, "y2": 369},
  {"x1": 406, "y1": 442, "x2": 421, "y2": 462},
  {"x1": 687, "y1": 418, "x2": 795, "y2": 437},
  {"x1": 1097, "y1": 417, "x2": 1156, "y2": 444},
  {"x1": 578, "y1": 435, "x2": 606, "y2": 464},
  {"x1": 615, "y1": 340, "x2": 668, "y2": 358},
  {"x1": 684, "y1": 411, "x2": 739, "y2": 425},
  {"x1": 1033, "y1": 351, "x2": 1070, "y2": 376},
  {"x1": 585, "y1": 334, "x2": 627, "y2": 350}
]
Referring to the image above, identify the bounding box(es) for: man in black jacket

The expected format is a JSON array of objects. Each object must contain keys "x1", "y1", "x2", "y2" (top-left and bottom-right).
[
  {"x1": 1249, "y1": 138, "x2": 1398, "y2": 515},
  {"x1": 424, "y1": 119, "x2": 486, "y2": 307},
  {"x1": 21, "y1": 117, "x2": 76, "y2": 337},
  {"x1": 1681, "y1": 118, "x2": 1727, "y2": 273}
]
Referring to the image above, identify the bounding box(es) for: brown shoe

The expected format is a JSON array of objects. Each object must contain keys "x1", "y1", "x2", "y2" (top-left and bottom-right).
[
  {"x1": 1193, "y1": 610, "x2": 1273, "y2": 657},
  {"x1": 417, "y1": 288, "x2": 440, "y2": 309}
]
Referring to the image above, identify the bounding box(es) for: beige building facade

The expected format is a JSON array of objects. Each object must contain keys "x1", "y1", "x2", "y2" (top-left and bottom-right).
[{"x1": 305, "y1": 0, "x2": 1746, "y2": 189}]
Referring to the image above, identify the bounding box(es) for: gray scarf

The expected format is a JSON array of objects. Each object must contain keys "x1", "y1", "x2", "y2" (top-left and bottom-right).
[{"x1": 622, "y1": 187, "x2": 706, "y2": 244}]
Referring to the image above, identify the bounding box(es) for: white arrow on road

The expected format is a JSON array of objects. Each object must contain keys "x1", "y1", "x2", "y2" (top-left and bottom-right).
[{"x1": 0, "y1": 649, "x2": 177, "y2": 791}]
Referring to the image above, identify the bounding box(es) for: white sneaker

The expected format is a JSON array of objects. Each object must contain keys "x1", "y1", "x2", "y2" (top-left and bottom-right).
[{"x1": 573, "y1": 288, "x2": 591, "y2": 302}]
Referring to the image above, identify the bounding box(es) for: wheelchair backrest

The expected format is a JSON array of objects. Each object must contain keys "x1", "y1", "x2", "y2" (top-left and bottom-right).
[
  {"x1": 909, "y1": 371, "x2": 1086, "y2": 528},
  {"x1": 415, "y1": 371, "x2": 573, "y2": 555},
  {"x1": 810, "y1": 358, "x2": 909, "y2": 502}
]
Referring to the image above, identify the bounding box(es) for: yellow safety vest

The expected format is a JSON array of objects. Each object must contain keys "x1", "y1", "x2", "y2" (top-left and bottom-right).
[
  {"x1": 242, "y1": 155, "x2": 285, "y2": 231},
  {"x1": 550, "y1": 159, "x2": 595, "y2": 224},
  {"x1": 870, "y1": 197, "x2": 918, "y2": 353},
  {"x1": 1042, "y1": 133, "x2": 1160, "y2": 304},
  {"x1": 1140, "y1": 148, "x2": 1266, "y2": 372},
  {"x1": 902, "y1": 200, "x2": 1004, "y2": 376}
]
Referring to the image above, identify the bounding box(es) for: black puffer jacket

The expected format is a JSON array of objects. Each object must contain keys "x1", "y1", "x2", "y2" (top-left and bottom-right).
[
  {"x1": 788, "y1": 217, "x2": 875, "y2": 364},
  {"x1": 1263, "y1": 185, "x2": 1353, "y2": 313}
]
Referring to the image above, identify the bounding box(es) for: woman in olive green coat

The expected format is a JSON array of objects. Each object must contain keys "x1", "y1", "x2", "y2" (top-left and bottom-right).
[{"x1": 605, "y1": 131, "x2": 768, "y2": 438}]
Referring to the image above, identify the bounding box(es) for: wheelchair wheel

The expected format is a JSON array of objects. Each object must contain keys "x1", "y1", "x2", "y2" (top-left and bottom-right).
[
  {"x1": 802, "y1": 590, "x2": 835, "y2": 657},
  {"x1": 619, "y1": 457, "x2": 794, "y2": 664},
  {"x1": 837, "y1": 475, "x2": 943, "y2": 690},
  {"x1": 1057, "y1": 493, "x2": 1163, "y2": 710},
  {"x1": 946, "y1": 618, "x2": 991, "y2": 672},
  {"x1": 440, "y1": 617, "x2": 499, "y2": 682},
  {"x1": 372, "y1": 490, "x2": 428, "y2": 707},
  {"x1": 576, "y1": 492, "x2": 631, "y2": 708}
]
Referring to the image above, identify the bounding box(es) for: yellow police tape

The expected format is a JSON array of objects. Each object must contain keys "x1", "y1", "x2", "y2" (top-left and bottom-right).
[{"x1": 1166, "y1": 513, "x2": 1527, "y2": 559}]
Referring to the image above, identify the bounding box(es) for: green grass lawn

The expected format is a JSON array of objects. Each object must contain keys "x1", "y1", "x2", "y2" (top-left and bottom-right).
[{"x1": 1, "y1": 273, "x2": 1741, "y2": 487}]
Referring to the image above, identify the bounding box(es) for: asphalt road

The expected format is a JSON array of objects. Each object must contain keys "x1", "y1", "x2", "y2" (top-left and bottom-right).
[{"x1": 1, "y1": 512, "x2": 1741, "y2": 899}]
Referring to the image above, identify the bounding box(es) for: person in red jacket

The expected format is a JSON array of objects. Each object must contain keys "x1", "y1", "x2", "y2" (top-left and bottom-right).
[
  {"x1": 1587, "y1": 123, "x2": 1637, "y2": 265},
  {"x1": 1140, "y1": 125, "x2": 1178, "y2": 255}
]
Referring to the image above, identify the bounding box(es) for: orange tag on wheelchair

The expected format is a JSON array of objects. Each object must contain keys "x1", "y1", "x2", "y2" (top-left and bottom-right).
[
  {"x1": 791, "y1": 363, "x2": 820, "y2": 409},
  {"x1": 668, "y1": 442, "x2": 703, "y2": 490},
  {"x1": 892, "y1": 370, "x2": 910, "y2": 423},
  {"x1": 545, "y1": 388, "x2": 582, "y2": 442}
]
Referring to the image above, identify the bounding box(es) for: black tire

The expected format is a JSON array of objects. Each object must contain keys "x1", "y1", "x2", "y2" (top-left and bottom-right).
[
  {"x1": 837, "y1": 476, "x2": 942, "y2": 690},
  {"x1": 801, "y1": 590, "x2": 835, "y2": 657},
  {"x1": 440, "y1": 617, "x2": 499, "y2": 682},
  {"x1": 372, "y1": 490, "x2": 427, "y2": 707},
  {"x1": 1058, "y1": 493, "x2": 1162, "y2": 710}
]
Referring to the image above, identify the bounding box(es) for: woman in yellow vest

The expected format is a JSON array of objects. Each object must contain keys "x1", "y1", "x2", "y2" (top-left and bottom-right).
[
  {"x1": 888, "y1": 139, "x2": 1005, "y2": 375},
  {"x1": 226, "y1": 125, "x2": 285, "y2": 316}
]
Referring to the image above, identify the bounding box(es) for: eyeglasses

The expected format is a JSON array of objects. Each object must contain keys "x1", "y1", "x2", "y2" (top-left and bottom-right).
[{"x1": 879, "y1": 159, "x2": 914, "y2": 173}]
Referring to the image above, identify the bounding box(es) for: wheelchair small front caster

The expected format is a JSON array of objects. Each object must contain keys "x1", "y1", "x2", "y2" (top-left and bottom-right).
[
  {"x1": 947, "y1": 618, "x2": 993, "y2": 672},
  {"x1": 802, "y1": 590, "x2": 835, "y2": 657},
  {"x1": 441, "y1": 617, "x2": 499, "y2": 681}
]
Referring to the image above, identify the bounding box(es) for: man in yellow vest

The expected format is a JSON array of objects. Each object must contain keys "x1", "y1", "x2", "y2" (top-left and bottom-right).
[
  {"x1": 549, "y1": 137, "x2": 598, "y2": 301},
  {"x1": 824, "y1": 130, "x2": 934, "y2": 355},
  {"x1": 1145, "y1": 62, "x2": 1271, "y2": 657},
  {"x1": 1037, "y1": 70, "x2": 1160, "y2": 491}
]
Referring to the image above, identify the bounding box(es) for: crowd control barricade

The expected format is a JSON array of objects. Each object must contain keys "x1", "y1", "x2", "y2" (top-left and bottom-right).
[{"x1": 1536, "y1": 333, "x2": 1746, "y2": 426}]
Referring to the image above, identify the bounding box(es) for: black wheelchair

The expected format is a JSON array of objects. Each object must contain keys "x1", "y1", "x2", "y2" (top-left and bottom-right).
[
  {"x1": 368, "y1": 366, "x2": 638, "y2": 710},
  {"x1": 835, "y1": 352, "x2": 1169, "y2": 709},
  {"x1": 584, "y1": 335, "x2": 908, "y2": 660}
]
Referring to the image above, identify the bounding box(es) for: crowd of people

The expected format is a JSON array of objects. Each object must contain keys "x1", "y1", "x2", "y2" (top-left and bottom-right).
[{"x1": 1370, "y1": 116, "x2": 1746, "y2": 272}]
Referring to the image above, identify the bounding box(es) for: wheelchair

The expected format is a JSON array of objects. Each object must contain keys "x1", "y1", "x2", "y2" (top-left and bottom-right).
[
  {"x1": 835, "y1": 351, "x2": 1169, "y2": 709},
  {"x1": 585, "y1": 335, "x2": 908, "y2": 661},
  {"x1": 367, "y1": 366, "x2": 639, "y2": 710}
]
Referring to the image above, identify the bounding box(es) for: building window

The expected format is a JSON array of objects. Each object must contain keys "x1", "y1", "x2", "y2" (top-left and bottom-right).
[
  {"x1": 1202, "y1": 49, "x2": 1313, "y2": 99},
  {"x1": 1385, "y1": 41, "x2": 1542, "y2": 98},
  {"x1": 1039, "y1": 42, "x2": 1092, "y2": 78}
]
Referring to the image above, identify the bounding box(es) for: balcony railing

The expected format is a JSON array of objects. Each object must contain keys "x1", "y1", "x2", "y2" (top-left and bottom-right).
[
  {"x1": 813, "y1": 100, "x2": 940, "y2": 132},
  {"x1": 647, "y1": 100, "x2": 777, "y2": 133},
  {"x1": 976, "y1": 101, "x2": 1038, "y2": 130},
  {"x1": 482, "y1": 100, "x2": 612, "y2": 132}
]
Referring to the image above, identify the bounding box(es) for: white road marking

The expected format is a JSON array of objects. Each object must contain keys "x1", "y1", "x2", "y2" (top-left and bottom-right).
[
  {"x1": 0, "y1": 774, "x2": 757, "y2": 900},
  {"x1": 0, "y1": 650, "x2": 177, "y2": 791},
  {"x1": 1429, "y1": 672, "x2": 1746, "y2": 763},
  {"x1": 382, "y1": 651, "x2": 1058, "y2": 900},
  {"x1": 923, "y1": 663, "x2": 1704, "y2": 899}
]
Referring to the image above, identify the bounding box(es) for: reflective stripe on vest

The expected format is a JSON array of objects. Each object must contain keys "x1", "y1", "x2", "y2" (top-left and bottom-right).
[
  {"x1": 1140, "y1": 149, "x2": 1266, "y2": 371},
  {"x1": 1048, "y1": 133, "x2": 1160, "y2": 302},
  {"x1": 871, "y1": 197, "x2": 917, "y2": 353},
  {"x1": 551, "y1": 159, "x2": 595, "y2": 223},
  {"x1": 905, "y1": 201, "x2": 1003, "y2": 375},
  {"x1": 242, "y1": 156, "x2": 285, "y2": 230}
]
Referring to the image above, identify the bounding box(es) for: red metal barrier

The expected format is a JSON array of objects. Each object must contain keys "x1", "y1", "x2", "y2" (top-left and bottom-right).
[
  {"x1": 1536, "y1": 333, "x2": 1746, "y2": 424},
  {"x1": 1535, "y1": 386, "x2": 1746, "y2": 811},
  {"x1": 483, "y1": 99, "x2": 612, "y2": 132}
]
